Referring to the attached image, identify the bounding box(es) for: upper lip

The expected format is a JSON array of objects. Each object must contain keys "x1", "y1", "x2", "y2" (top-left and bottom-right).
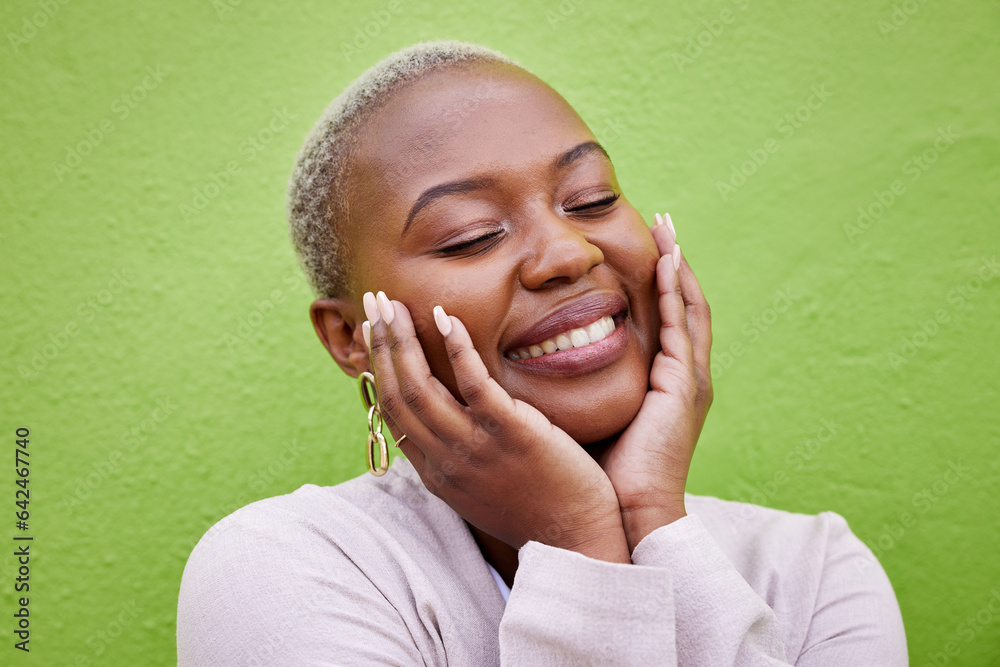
[{"x1": 502, "y1": 291, "x2": 628, "y2": 353}]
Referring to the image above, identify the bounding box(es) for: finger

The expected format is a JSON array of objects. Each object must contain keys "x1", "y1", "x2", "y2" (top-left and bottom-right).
[
  {"x1": 652, "y1": 231, "x2": 695, "y2": 371},
  {"x1": 379, "y1": 416, "x2": 442, "y2": 496},
  {"x1": 651, "y1": 213, "x2": 711, "y2": 377},
  {"x1": 433, "y1": 305, "x2": 519, "y2": 419},
  {"x1": 650, "y1": 215, "x2": 693, "y2": 366},
  {"x1": 365, "y1": 296, "x2": 475, "y2": 494},
  {"x1": 381, "y1": 296, "x2": 471, "y2": 438},
  {"x1": 365, "y1": 293, "x2": 446, "y2": 449},
  {"x1": 654, "y1": 210, "x2": 677, "y2": 240},
  {"x1": 675, "y1": 247, "x2": 712, "y2": 379},
  {"x1": 650, "y1": 213, "x2": 677, "y2": 256},
  {"x1": 385, "y1": 421, "x2": 428, "y2": 476}
]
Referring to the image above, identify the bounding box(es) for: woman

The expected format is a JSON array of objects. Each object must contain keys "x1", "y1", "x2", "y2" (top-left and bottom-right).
[{"x1": 177, "y1": 41, "x2": 907, "y2": 665}]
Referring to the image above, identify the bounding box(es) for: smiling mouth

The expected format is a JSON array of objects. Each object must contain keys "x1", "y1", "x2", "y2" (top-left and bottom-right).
[{"x1": 506, "y1": 314, "x2": 619, "y2": 360}]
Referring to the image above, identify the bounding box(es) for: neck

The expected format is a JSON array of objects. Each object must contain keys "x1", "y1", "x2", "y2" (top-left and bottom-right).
[{"x1": 467, "y1": 522, "x2": 519, "y2": 590}]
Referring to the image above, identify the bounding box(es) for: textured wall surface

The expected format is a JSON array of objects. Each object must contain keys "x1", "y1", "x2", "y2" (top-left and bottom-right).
[{"x1": 1, "y1": 0, "x2": 998, "y2": 664}]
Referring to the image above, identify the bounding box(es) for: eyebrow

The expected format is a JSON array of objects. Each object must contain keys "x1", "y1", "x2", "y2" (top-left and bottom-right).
[
  {"x1": 402, "y1": 140, "x2": 612, "y2": 234},
  {"x1": 554, "y1": 140, "x2": 611, "y2": 170}
]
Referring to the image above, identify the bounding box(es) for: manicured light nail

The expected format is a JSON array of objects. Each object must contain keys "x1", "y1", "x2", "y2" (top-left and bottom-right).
[
  {"x1": 376, "y1": 291, "x2": 395, "y2": 325},
  {"x1": 433, "y1": 305, "x2": 452, "y2": 337},
  {"x1": 363, "y1": 291, "x2": 380, "y2": 324},
  {"x1": 654, "y1": 212, "x2": 663, "y2": 227},
  {"x1": 362, "y1": 321, "x2": 371, "y2": 349},
  {"x1": 672, "y1": 244, "x2": 682, "y2": 271},
  {"x1": 663, "y1": 212, "x2": 676, "y2": 240}
]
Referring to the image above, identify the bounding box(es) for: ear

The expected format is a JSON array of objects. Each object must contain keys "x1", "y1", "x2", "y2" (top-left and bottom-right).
[{"x1": 310, "y1": 298, "x2": 370, "y2": 378}]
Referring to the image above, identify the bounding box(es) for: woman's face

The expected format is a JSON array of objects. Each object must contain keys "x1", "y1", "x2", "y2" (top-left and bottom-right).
[{"x1": 343, "y1": 62, "x2": 661, "y2": 446}]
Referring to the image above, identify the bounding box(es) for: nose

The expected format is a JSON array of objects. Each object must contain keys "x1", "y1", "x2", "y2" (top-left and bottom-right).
[{"x1": 518, "y1": 213, "x2": 605, "y2": 290}]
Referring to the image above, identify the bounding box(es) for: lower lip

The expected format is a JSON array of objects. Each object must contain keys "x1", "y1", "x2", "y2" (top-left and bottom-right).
[{"x1": 506, "y1": 319, "x2": 629, "y2": 375}]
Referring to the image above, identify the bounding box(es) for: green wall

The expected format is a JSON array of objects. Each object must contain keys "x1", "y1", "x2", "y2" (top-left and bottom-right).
[{"x1": 1, "y1": 0, "x2": 997, "y2": 664}]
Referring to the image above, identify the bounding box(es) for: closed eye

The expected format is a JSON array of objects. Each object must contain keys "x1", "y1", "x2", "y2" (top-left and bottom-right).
[
  {"x1": 565, "y1": 193, "x2": 620, "y2": 213},
  {"x1": 438, "y1": 229, "x2": 504, "y2": 255}
]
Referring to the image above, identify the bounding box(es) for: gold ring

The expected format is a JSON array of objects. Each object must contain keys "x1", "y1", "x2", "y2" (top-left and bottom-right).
[{"x1": 395, "y1": 434, "x2": 408, "y2": 448}]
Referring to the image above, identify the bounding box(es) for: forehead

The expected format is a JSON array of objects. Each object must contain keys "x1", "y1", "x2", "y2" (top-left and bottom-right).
[{"x1": 345, "y1": 63, "x2": 596, "y2": 217}]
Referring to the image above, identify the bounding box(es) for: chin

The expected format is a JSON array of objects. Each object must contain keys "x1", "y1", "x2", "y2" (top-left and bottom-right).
[
  {"x1": 547, "y1": 380, "x2": 647, "y2": 446},
  {"x1": 512, "y1": 331, "x2": 655, "y2": 446}
]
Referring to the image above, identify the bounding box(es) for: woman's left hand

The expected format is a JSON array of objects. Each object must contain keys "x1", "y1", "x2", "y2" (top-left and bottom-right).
[{"x1": 596, "y1": 214, "x2": 714, "y2": 552}]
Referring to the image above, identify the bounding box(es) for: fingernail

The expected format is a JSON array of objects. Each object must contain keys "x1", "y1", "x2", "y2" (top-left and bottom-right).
[
  {"x1": 654, "y1": 212, "x2": 663, "y2": 227},
  {"x1": 363, "y1": 291, "x2": 380, "y2": 324},
  {"x1": 433, "y1": 305, "x2": 452, "y2": 337},
  {"x1": 362, "y1": 321, "x2": 371, "y2": 349},
  {"x1": 663, "y1": 212, "x2": 676, "y2": 240},
  {"x1": 376, "y1": 291, "x2": 395, "y2": 325},
  {"x1": 672, "y1": 244, "x2": 682, "y2": 271}
]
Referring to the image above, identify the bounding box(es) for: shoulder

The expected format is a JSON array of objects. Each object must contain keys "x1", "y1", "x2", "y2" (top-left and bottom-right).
[
  {"x1": 685, "y1": 493, "x2": 862, "y2": 567},
  {"x1": 177, "y1": 457, "x2": 501, "y2": 665},
  {"x1": 684, "y1": 494, "x2": 904, "y2": 661},
  {"x1": 179, "y1": 456, "x2": 453, "y2": 579},
  {"x1": 176, "y1": 457, "x2": 495, "y2": 664},
  {"x1": 684, "y1": 493, "x2": 876, "y2": 600}
]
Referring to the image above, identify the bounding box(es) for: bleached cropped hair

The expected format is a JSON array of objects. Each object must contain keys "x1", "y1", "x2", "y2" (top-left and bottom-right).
[{"x1": 287, "y1": 40, "x2": 524, "y2": 299}]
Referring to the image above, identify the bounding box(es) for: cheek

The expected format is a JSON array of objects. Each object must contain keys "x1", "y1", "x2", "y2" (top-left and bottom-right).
[
  {"x1": 401, "y1": 266, "x2": 516, "y2": 399},
  {"x1": 618, "y1": 226, "x2": 660, "y2": 285},
  {"x1": 600, "y1": 224, "x2": 661, "y2": 344},
  {"x1": 595, "y1": 209, "x2": 659, "y2": 280}
]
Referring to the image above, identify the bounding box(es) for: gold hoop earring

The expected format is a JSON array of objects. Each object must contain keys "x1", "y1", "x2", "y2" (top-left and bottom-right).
[{"x1": 359, "y1": 371, "x2": 389, "y2": 476}]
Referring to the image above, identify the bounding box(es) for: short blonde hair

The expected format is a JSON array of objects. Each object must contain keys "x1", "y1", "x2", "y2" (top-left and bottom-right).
[{"x1": 286, "y1": 40, "x2": 524, "y2": 298}]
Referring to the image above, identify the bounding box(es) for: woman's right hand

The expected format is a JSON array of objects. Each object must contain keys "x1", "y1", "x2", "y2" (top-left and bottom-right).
[{"x1": 364, "y1": 291, "x2": 629, "y2": 563}]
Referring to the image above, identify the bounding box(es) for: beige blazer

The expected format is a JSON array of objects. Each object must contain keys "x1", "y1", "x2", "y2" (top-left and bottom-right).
[{"x1": 178, "y1": 456, "x2": 907, "y2": 665}]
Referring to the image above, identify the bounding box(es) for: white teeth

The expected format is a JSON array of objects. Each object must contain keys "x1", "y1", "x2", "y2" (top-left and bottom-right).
[
  {"x1": 508, "y1": 315, "x2": 618, "y2": 360},
  {"x1": 603, "y1": 316, "x2": 615, "y2": 336}
]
